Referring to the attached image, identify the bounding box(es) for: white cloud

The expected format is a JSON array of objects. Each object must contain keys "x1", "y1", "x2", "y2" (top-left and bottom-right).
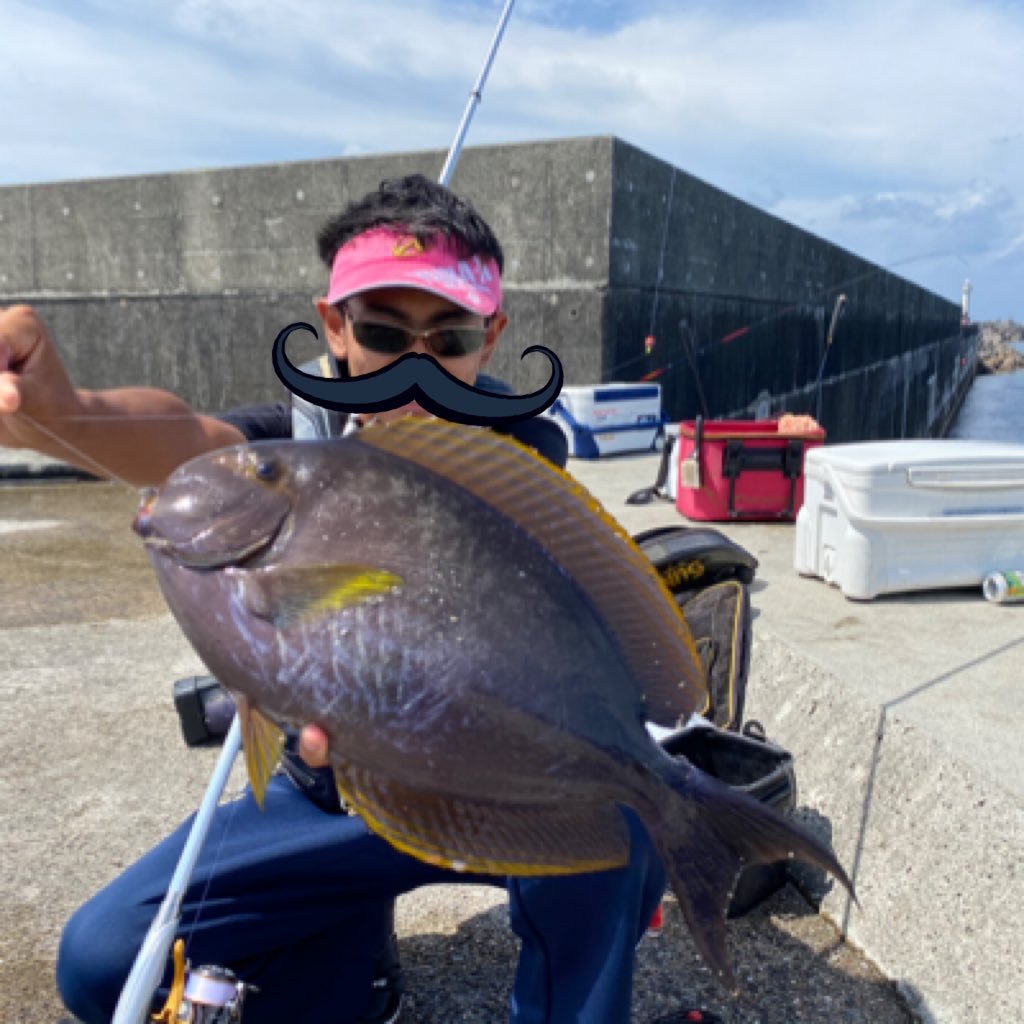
[{"x1": 0, "y1": 0, "x2": 1021, "y2": 317}]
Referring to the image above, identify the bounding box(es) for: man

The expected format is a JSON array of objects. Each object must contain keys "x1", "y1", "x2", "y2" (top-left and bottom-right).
[{"x1": 0, "y1": 174, "x2": 666, "y2": 1023}]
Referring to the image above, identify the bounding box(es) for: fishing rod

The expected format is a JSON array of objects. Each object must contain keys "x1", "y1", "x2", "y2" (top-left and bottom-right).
[
  {"x1": 440, "y1": 0, "x2": 517, "y2": 186},
  {"x1": 109, "y1": 5, "x2": 519, "y2": 1023}
]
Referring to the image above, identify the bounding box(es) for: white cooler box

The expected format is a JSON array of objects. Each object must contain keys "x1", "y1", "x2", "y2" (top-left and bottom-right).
[
  {"x1": 545, "y1": 382, "x2": 663, "y2": 458},
  {"x1": 794, "y1": 440, "x2": 1024, "y2": 600}
]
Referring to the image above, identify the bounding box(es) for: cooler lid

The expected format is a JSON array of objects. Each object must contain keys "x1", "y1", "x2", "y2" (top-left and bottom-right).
[
  {"x1": 561, "y1": 381, "x2": 661, "y2": 400},
  {"x1": 807, "y1": 440, "x2": 1024, "y2": 488}
]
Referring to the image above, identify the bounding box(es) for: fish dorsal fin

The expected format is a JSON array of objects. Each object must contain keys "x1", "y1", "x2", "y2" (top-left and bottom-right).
[{"x1": 358, "y1": 417, "x2": 707, "y2": 724}]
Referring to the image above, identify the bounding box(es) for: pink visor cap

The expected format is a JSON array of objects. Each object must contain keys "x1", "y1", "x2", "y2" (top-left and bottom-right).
[{"x1": 326, "y1": 228, "x2": 502, "y2": 316}]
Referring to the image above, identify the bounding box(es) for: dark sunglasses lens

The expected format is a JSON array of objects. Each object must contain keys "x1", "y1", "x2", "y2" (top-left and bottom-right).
[
  {"x1": 351, "y1": 322, "x2": 411, "y2": 354},
  {"x1": 430, "y1": 328, "x2": 487, "y2": 358}
]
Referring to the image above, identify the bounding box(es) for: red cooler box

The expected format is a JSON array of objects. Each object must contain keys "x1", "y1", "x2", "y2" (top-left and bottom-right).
[{"x1": 676, "y1": 417, "x2": 825, "y2": 521}]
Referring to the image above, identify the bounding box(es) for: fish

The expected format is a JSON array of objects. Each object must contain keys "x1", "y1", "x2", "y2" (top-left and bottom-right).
[{"x1": 133, "y1": 416, "x2": 852, "y2": 987}]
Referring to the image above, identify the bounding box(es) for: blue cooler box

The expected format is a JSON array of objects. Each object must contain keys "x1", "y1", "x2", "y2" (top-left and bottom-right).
[{"x1": 545, "y1": 383, "x2": 663, "y2": 458}]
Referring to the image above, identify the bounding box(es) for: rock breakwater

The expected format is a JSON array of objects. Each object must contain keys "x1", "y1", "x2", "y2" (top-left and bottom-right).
[{"x1": 977, "y1": 319, "x2": 1024, "y2": 374}]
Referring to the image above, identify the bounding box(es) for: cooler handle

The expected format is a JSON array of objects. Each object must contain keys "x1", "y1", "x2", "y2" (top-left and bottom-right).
[
  {"x1": 722, "y1": 438, "x2": 805, "y2": 519},
  {"x1": 907, "y1": 466, "x2": 1024, "y2": 490}
]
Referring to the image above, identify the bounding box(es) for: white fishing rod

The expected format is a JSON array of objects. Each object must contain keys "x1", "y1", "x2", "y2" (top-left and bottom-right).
[
  {"x1": 111, "y1": 4, "x2": 518, "y2": 1022},
  {"x1": 440, "y1": 0, "x2": 516, "y2": 186}
]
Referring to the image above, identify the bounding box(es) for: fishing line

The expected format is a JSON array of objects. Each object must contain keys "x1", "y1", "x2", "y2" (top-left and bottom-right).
[
  {"x1": 11, "y1": 409, "x2": 139, "y2": 490},
  {"x1": 179, "y1": 782, "x2": 248, "y2": 948}
]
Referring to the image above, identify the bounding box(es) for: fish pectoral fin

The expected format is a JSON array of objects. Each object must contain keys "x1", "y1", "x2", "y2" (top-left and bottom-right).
[
  {"x1": 333, "y1": 761, "x2": 631, "y2": 876},
  {"x1": 240, "y1": 564, "x2": 402, "y2": 628},
  {"x1": 237, "y1": 697, "x2": 286, "y2": 809}
]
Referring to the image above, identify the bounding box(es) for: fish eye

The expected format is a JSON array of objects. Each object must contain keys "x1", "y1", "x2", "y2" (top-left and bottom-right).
[{"x1": 252, "y1": 457, "x2": 280, "y2": 483}]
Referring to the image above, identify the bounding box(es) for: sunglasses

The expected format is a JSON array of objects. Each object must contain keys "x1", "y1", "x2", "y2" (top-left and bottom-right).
[{"x1": 343, "y1": 308, "x2": 491, "y2": 359}]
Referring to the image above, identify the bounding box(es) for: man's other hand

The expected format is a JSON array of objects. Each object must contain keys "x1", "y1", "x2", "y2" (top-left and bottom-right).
[{"x1": 299, "y1": 724, "x2": 330, "y2": 768}]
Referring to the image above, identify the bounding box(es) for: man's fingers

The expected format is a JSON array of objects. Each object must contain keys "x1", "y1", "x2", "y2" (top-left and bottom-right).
[
  {"x1": 298, "y1": 724, "x2": 330, "y2": 768},
  {"x1": 0, "y1": 306, "x2": 44, "y2": 366},
  {"x1": 0, "y1": 373, "x2": 21, "y2": 415},
  {"x1": 0, "y1": 308, "x2": 46, "y2": 419},
  {"x1": 0, "y1": 341, "x2": 17, "y2": 412}
]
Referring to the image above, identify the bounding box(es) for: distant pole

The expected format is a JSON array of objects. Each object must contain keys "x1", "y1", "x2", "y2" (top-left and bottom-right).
[{"x1": 438, "y1": 0, "x2": 517, "y2": 186}]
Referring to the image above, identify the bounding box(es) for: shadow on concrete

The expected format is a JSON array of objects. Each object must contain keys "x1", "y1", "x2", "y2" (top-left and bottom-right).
[
  {"x1": 5, "y1": 885, "x2": 921, "y2": 1024},
  {"x1": 399, "y1": 885, "x2": 919, "y2": 1024}
]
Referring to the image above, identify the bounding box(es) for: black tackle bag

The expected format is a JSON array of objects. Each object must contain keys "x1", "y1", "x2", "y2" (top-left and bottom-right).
[
  {"x1": 635, "y1": 524, "x2": 798, "y2": 915},
  {"x1": 633, "y1": 525, "x2": 757, "y2": 731}
]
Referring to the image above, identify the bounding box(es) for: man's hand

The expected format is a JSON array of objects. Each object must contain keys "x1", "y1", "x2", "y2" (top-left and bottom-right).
[
  {"x1": 299, "y1": 724, "x2": 330, "y2": 768},
  {"x1": 0, "y1": 303, "x2": 246, "y2": 486},
  {"x1": 0, "y1": 305, "x2": 82, "y2": 449}
]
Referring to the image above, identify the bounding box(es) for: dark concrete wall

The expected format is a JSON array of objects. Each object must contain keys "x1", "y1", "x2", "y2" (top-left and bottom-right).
[
  {"x1": 0, "y1": 136, "x2": 965, "y2": 441},
  {"x1": 603, "y1": 139, "x2": 967, "y2": 442}
]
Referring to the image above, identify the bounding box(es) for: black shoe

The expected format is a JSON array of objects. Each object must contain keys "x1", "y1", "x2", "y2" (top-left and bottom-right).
[{"x1": 356, "y1": 934, "x2": 405, "y2": 1024}]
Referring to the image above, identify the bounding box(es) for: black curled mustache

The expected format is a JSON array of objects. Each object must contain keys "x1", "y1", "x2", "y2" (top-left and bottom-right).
[{"x1": 271, "y1": 322, "x2": 564, "y2": 427}]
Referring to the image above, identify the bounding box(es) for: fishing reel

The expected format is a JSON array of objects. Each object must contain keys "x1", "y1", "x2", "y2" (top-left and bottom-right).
[{"x1": 153, "y1": 940, "x2": 257, "y2": 1024}]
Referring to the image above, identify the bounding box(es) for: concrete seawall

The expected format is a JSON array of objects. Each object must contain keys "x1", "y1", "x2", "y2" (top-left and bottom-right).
[
  {"x1": 0, "y1": 136, "x2": 966, "y2": 442},
  {"x1": 569, "y1": 454, "x2": 1023, "y2": 1024}
]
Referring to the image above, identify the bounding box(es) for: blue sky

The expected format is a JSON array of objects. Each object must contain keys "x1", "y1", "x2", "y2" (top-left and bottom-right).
[{"x1": 3, "y1": 0, "x2": 1022, "y2": 321}]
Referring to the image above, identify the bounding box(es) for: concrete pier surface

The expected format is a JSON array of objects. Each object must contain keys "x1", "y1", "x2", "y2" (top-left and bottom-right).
[{"x1": 1, "y1": 448, "x2": 1018, "y2": 1024}]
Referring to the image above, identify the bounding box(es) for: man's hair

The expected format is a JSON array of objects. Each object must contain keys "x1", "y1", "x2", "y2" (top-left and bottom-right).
[{"x1": 317, "y1": 173, "x2": 504, "y2": 272}]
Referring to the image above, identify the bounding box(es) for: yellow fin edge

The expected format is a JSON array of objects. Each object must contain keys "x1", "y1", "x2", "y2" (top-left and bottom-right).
[
  {"x1": 334, "y1": 769, "x2": 625, "y2": 877},
  {"x1": 238, "y1": 698, "x2": 286, "y2": 809}
]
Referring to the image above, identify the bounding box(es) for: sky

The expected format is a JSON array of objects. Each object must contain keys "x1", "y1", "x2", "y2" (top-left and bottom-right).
[{"x1": 2, "y1": 0, "x2": 1022, "y2": 322}]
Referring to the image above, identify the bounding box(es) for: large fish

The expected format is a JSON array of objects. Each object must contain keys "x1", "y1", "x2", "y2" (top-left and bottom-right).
[{"x1": 134, "y1": 417, "x2": 852, "y2": 986}]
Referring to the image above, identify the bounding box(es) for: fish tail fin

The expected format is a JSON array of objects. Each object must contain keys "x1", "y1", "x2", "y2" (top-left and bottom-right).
[{"x1": 645, "y1": 762, "x2": 855, "y2": 991}]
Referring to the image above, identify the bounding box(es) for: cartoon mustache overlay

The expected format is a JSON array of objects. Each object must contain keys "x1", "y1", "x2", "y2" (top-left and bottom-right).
[{"x1": 272, "y1": 321, "x2": 564, "y2": 427}]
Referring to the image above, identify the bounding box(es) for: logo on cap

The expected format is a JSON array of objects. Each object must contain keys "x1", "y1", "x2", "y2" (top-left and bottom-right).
[{"x1": 392, "y1": 236, "x2": 426, "y2": 258}]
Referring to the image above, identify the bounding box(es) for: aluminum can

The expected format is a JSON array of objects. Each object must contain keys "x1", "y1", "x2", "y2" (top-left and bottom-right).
[{"x1": 983, "y1": 570, "x2": 1024, "y2": 604}]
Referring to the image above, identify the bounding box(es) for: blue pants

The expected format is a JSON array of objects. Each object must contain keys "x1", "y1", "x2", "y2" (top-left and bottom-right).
[{"x1": 57, "y1": 775, "x2": 665, "y2": 1023}]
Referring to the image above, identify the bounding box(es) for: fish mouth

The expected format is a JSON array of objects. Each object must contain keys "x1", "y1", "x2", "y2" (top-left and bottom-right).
[
  {"x1": 143, "y1": 519, "x2": 286, "y2": 570},
  {"x1": 133, "y1": 464, "x2": 294, "y2": 570}
]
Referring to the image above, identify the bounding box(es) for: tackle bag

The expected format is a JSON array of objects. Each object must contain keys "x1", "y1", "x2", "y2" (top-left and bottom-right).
[
  {"x1": 634, "y1": 524, "x2": 798, "y2": 915},
  {"x1": 633, "y1": 525, "x2": 757, "y2": 730},
  {"x1": 660, "y1": 720, "x2": 797, "y2": 917}
]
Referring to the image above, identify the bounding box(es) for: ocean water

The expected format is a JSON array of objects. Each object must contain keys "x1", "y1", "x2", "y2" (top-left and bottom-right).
[{"x1": 948, "y1": 342, "x2": 1024, "y2": 443}]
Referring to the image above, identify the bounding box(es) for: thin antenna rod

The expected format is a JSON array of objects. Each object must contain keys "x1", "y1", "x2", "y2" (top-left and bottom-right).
[{"x1": 438, "y1": 0, "x2": 517, "y2": 186}]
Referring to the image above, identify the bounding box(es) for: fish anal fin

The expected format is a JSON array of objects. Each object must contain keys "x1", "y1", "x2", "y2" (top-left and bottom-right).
[
  {"x1": 334, "y1": 761, "x2": 630, "y2": 876},
  {"x1": 359, "y1": 418, "x2": 706, "y2": 725},
  {"x1": 237, "y1": 696, "x2": 286, "y2": 809}
]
